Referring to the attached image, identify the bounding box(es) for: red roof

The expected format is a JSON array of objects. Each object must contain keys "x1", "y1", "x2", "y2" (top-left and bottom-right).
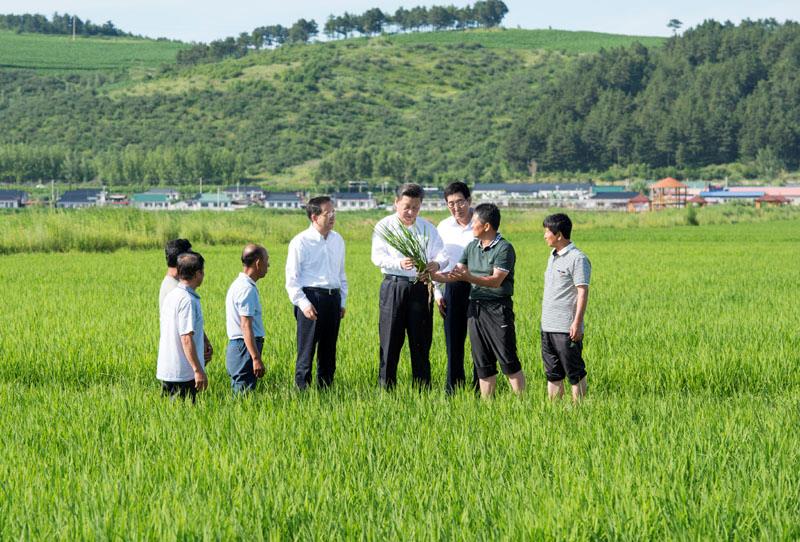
[
  {"x1": 756, "y1": 194, "x2": 789, "y2": 203},
  {"x1": 652, "y1": 177, "x2": 688, "y2": 189},
  {"x1": 628, "y1": 193, "x2": 650, "y2": 203},
  {"x1": 688, "y1": 195, "x2": 706, "y2": 203}
]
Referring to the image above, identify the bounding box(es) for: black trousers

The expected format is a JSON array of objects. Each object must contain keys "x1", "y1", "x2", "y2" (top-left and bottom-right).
[
  {"x1": 443, "y1": 280, "x2": 478, "y2": 394},
  {"x1": 294, "y1": 287, "x2": 342, "y2": 390},
  {"x1": 161, "y1": 380, "x2": 196, "y2": 403},
  {"x1": 378, "y1": 276, "x2": 432, "y2": 389}
]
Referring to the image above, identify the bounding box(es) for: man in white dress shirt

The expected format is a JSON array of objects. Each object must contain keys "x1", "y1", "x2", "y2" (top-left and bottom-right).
[
  {"x1": 225, "y1": 244, "x2": 269, "y2": 394},
  {"x1": 157, "y1": 251, "x2": 209, "y2": 402},
  {"x1": 285, "y1": 196, "x2": 348, "y2": 390},
  {"x1": 371, "y1": 183, "x2": 448, "y2": 389},
  {"x1": 433, "y1": 182, "x2": 478, "y2": 394},
  {"x1": 160, "y1": 238, "x2": 212, "y2": 364}
]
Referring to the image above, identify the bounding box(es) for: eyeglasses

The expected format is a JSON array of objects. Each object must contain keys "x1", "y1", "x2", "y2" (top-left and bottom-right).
[{"x1": 446, "y1": 199, "x2": 469, "y2": 209}]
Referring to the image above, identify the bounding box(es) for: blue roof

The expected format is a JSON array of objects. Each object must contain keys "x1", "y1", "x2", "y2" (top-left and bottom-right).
[
  {"x1": 59, "y1": 189, "x2": 102, "y2": 202},
  {"x1": 0, "y1": 190, "x2": 27, "y2": 200},
  {"x1": 265, "y1": 192, "x2": 302, "y2": 201},
  {"x1": 333, "y1": 192, "x2": 373, "y2": 199},
  {"x1": 591, "y1": 191, "x2": 640, "y2": 200},
  {"x1": 700, "y1": 191, "x2": 765, "y2": 198},
  {"x1": 475, "y1": 183, "x2": 592, "y2": 193}
]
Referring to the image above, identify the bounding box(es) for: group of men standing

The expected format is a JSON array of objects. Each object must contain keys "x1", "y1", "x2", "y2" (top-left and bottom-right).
[{"x1": 156, "y1": 183, "x2": 591, "y2": 402}]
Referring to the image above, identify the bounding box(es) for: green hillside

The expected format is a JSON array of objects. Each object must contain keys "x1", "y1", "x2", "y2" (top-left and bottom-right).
[
  {"x1": 0, "y1": 30, "x2": 186, "y2": 71},
  {"x1": 0, "y1": 27, "x2": 666, "y2": 186}
]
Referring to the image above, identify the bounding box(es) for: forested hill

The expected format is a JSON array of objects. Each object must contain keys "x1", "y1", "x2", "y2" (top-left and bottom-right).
[{"x1": 1, "y1": 20, "x2": 797, "y2": 186}]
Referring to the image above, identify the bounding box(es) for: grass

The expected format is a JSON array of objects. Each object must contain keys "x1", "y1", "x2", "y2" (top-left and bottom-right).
[
  {"x1": 0, "y1": 210, "x2": 799, "y2": 538},
  {"x1": 0, "y1": 30, "x2": 186, "y2": 71},
  {"x1": 385, "y1": 28, "x2": 666, "y2": 53}
]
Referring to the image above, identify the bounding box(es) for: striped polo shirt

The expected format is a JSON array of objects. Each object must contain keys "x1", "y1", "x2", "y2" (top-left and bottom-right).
[{"x1": 541, "y1": 243, "x2": 591, "y2": 333}]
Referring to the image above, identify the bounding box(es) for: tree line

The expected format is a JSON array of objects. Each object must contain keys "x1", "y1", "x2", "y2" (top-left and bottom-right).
[
  {"x1": 0, "y1": 13, "x2": 129, "y2": 37},
  {"x1": 177, "y1": 1, "x2": 508, "y2": 65},
  {"x1": 0, "y1": 144, "x2": 242, "y2": 185},
  {"x1": 505, "y1": 19, "x2": 800, "y2": 174}
]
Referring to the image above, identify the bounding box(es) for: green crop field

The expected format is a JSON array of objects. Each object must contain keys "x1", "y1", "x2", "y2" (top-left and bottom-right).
[
  {"x1": 0, "y1": 30, "x2": 186, "y2": 71},
  {"x1": 386, "y1": 28, "x2": 666, "y2": 53},
  {"x1": 0, "y1": 209, "x2": 799, "y2": 539}
]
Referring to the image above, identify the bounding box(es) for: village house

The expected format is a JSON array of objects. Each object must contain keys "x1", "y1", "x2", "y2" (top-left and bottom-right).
[
  {"x1": 585, "y1": 191, "x2": 641, "y2": 210},
  {"x1": 57, "y1": 189, "x2": 106, "y2": 208},
  {"x1": 0, "y1": 190, "x2": 28, "y2": 209},
  {"x1": 264, "y1": 192, "x2": 304, "y2": 210},
  {"x1": 225, "y1": 185, "x2": 266, "y2": 203},
  {"x1": 473, "y1": 183, "x2": 593, "y2": 206},
  {"x1": 198, "y1": 192, "x2": 233, "y2": 210},
  {"x1": 132, "y1": 192, "x2": 171, "y2": 210},
  {"x1": 332, "y1": 192, "x2": 378, "y2": 211}
]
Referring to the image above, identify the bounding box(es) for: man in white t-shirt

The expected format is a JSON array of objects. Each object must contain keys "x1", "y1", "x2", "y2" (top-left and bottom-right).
[
  {"x1": 157, "y1": 251, "x2": 210, "y2": 401},
  {"x1": 225, "y1": 244, "x2": 269, "y2": 394},
  {"x1": 160, "y1": 238, "x2": 212, "y2": 364}
]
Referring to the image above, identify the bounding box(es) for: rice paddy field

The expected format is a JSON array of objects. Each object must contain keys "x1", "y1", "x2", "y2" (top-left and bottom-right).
[{"x1": 0, "y1": 208, "x2": 799, "y2": 539}]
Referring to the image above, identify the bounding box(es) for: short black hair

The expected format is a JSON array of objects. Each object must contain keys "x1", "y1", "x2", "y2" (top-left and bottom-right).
[
  {"x1": 543, "y1": 213, "x2": 572, "y2": 239},
  {"x1": 306, "y1": 196, "x2": 332, "y2": 220},
  {"x1": 176, "y1": 251, "x2": 204, "y2": 281},
  {"x1": 165, "y1": 238, "x2": 191, "y2": 268},
  {"x1": 241, "y1": 244, "x2": 267, "y2": 267},
  {"x1": 443, "y1": 181, "x2": 471, "y2": 201},
  {"x1": 474, "y1": 203, "x2": 501, "y2": 231},
  {"x1": 396, "y1": 183, "x2": 424, "y2": 200}
]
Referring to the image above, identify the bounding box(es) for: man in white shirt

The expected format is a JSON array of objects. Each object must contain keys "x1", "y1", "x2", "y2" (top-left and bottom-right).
[
  {"x1": 371, "y1": 183, "x2": 448, "y2": 389},
  {"x1": 225, "y1": 244, "x2": 269, "y2": 394},
  {"x1": 160, "y1": 238, "x2": 212, "y2": 364},
  {"x1": 433, "y1": 182, "x2": 479, "y2": 395},
  {"x1": 285, "y1": 196, "x2": 348, "y2": 390},
  {"x1": 157, "y1": 251, "x2": 209, "y2": 402}
]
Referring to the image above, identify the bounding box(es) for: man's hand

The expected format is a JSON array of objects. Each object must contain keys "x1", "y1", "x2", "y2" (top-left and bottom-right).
[
  {"x1": 424, "y1": 261, "x2": 440, "y2": 273},
  {"x1": 194, "y1": 369, "x2": 208, "y2": 391},
  {"x1": 436, "y1": 297, "x2": 447, "y2": 318},
  {"x1": 203, "y1": 336, "x2": 213, "y2": 363},
  {"x1": 400, "y1": 257, "x2": 415, "y2": 270},
  {"x1": 449, "y1": 264, "x2": 470, "y2": 282},
  {"x1": 253, "y1": 357, "x2": 265, "y2": 379},
  {"x1": 302, "y1": 304, "x2": 318, "y2": 321},
  {"x1": 569, "y1": 321, "x2": 584, "y2": 342},
  {"x1": 340, "y1": 307, "x2": 346, "y2": 319}
]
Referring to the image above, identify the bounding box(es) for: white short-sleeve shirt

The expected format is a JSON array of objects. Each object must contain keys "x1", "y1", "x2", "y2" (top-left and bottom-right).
[
  {"x1": 157, "y1": 283, "x2": 205, "y2": 382},
  {"x1": 159, "y1": 274, "x2": 179, "y2": 309},
  {"x1": 225, "y1": 273, "x2": 265, "y2": 339}
]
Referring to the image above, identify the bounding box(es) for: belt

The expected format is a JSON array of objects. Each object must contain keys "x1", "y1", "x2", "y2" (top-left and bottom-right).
[
  {"x1": 383, "y1": 274, "x2": 413, "y2": 282},
  {"x1": 303, "y1": 286, "x2": 340, "y2": 295}
]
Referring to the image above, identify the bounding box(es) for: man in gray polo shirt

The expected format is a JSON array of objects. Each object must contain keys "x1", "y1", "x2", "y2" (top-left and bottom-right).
[
  {"x1": 541, "y1": 213, "x2": 591, "y2": 401},
  {"x1": 225, "y1": 244, "x2": 269, "y2": 394}
]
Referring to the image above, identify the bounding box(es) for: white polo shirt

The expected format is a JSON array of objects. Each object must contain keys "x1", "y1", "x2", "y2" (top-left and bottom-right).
[
  {"x1": 159, "y1": 274, "x2": 179, "y2": 309},
  {"x1": 157, "y1": 283, "x2": 205, "y2": 382},
  {"x1": 226, "y1": 273, "x2": 265, "y2": 339},
  {"x1": 435, "y1": 214, "x2": 475, "y2": 301}
]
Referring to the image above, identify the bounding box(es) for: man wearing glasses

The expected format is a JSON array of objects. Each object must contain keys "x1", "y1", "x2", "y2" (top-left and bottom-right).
[{"x1": 432, "y1": 181, "x2": 478, "y2": 394}]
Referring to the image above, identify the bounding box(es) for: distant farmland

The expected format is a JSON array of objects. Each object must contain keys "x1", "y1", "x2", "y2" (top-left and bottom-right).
[{"x1": 0, "y1": 30, "x2": 187, "y2": 71}]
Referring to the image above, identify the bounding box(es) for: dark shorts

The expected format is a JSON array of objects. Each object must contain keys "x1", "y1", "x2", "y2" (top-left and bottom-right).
[
  {"x1": 467, "y1": 299, "x2": 522, "y2": 379},
  {"x1": 161, "y1": 380, "x2": 196, "y2": 403},
  {"x1": 226, "y1": 337, "x2": 265, "y2": 394},
  {"x1": 541, "y1": 331, "x2": 587, "y2": 385}
]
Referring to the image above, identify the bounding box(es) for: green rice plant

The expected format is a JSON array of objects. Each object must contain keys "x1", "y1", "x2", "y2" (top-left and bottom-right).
[{"x1": 376, "y1": 216, "x2": 435, "y2": 300}]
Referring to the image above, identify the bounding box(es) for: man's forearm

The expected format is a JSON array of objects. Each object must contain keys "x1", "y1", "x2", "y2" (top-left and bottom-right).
[
  {"x1": 180, "y1": 334, "x2": 203, "y2": 373},
  {"x1": 574, "y1": 287, "x2": 589, "y2": 325},
  {"x1": 241, "y1": 318, "x2": 260, "y2": 360}
]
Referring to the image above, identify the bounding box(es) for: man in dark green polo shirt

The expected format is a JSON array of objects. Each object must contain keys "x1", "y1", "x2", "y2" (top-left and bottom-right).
[{"x1": 448, "y1": 203, "x2": 526, "y2": 398}]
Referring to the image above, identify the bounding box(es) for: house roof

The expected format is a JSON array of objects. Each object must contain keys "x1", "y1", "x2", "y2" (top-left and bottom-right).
[
  {"x1": 652, "y1": 177, "x2": 688, "y2": 189},
  {"x1": 756, "y1": 194, "x2": 789, "y2": 203},
  {"x1": 688, "y1": 195, "x2": 707, "y2": 204},
  {"x1": 591, "y1": 191, "x2": 640, "y2": 200},
  {"x1": 265, "y1": 192, "x2": 302, "y2": 201},
  {"x1": 59, "y1": 189, "x2": 102, "y2": 202},
  {"x1": 133, "y1": 193, "x2": 170, "y2": 203},
  {"x1": 0, "y1": 190, "x2": 27, "y2": 200},
  {"x1": 474, "y1": 183, "x2": 592, "y2": 193},
  {"x1": 198, "y1": 192, "x2": 232, "y2": 203},
  {"x1": 144, "y1": 187, "x2": 180, "y2": 194},
  {"x1": 224, "y1": 185, "x2": 265, "y2": 193},
  {"x1": 700, "y1": 190, "x2": 765, "y2": 198},
  {"x1": 729, "y1": 186, "x2": 800, "y2": 197},
  {"x1": 629, "y1": 193, "x2": 651, "y2": 203},
  {"x1": 592, "y1": 185, "x2": 627, "y2": 193}
]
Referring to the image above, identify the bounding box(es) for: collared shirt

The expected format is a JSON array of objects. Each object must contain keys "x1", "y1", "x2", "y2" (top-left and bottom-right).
[
  {"x1": 541, "y1": 242, "x2": 592, "y2": 333},
  {"x1": 285, "y1": 225, "x2": 348, "y2": 311},
  {"x1": 459, "y1": 233, "x2": 515, "y2": 301},
  {"x1": 159, "y1": 274, "x2": 179, "y2": 309},
  {"x1": 371, "y1": 214, "x2": 448, "y2": 278},
  {"x1": 157, "y1": 283, "x2": 205, "y2": 382},
  {"x1": 434, "y1": 214, "x2": 475, "y2": 301},
  {"x1": 226, "y1": 272, "x2": 265, "y2": 339}
]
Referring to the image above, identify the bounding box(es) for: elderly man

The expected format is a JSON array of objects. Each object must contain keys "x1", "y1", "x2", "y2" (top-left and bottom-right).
[
  {"x1": 225, "y1": 244, "x2": 269, "y2": 394},
  {"x1": 157, "y1": 251, "x2": 210, "y2": 402},
  {"x1": 371, "y1": 183, "x2": 448, "y2": 389},
  {"x1": 285, "y1": 196, "x2": 347, "y2": 390},
  {"x1": 160, "y1": 238, "x2": 212, "y2": 364}
]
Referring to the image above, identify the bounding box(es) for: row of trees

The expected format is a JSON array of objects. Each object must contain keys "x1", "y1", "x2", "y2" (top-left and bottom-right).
[
  {"x1": 177, "y1": 1, "x2": 508, "y2": 65},
  {"x1": 505, "y1": 19, "x2": 800, "y2": 174},
  {"x1": 0, "y1": 13, "x2": 128, "y2": 37},
  {"x1": 0, "y1": 144, "x2": 243, "y2": 184},
  {"x1": 323, "y1": 1, "x2": 509, "y2": 39}
]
